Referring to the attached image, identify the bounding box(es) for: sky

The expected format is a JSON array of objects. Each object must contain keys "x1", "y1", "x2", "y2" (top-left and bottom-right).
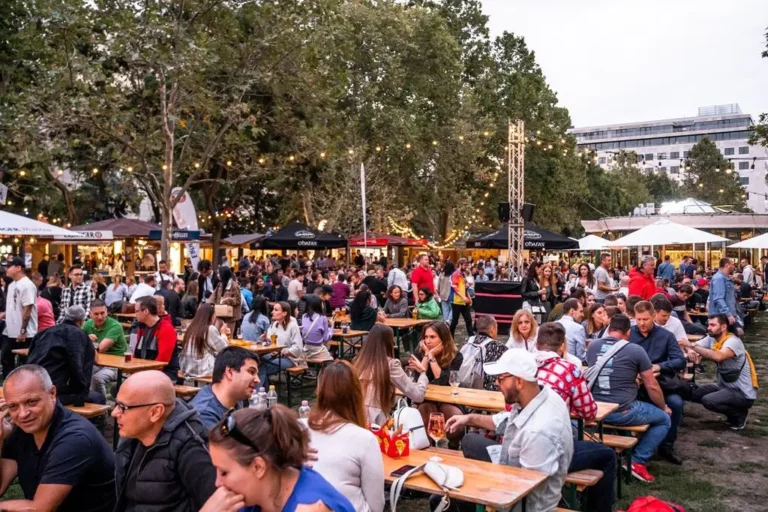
[{"x1": 481, "y1": 0, "x2": 768, "y2": 128}]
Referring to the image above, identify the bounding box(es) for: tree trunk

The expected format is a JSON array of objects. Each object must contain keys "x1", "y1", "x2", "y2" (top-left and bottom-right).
[
  {"x1": 159, "y1": 72, "x2": 176, "y2": 262},
  {"x1": 43, "y1": 168, "x2": 78, "y2": 225},
  {"x1": 211, "y1": 219, "x2": 223, "y2": 271},
  {"x1": 301, "y1": 189, "x2": 315, "y2": 227}
]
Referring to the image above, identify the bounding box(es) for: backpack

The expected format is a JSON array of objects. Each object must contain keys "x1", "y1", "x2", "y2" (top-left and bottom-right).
[
  {"x1": 457, "y1": 335, "x2": 493, "y2": 388},
  {"x1": 621, "y1": 496, "x2": 685, "y2": 512}
]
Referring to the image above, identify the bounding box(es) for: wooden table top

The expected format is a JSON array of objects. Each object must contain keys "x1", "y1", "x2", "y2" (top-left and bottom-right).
[
  {"x1": 11, "y1": 349, "x2": 28, "y2": 357},
  {"x1": 401, "y1": 385, "x2": 619, "y2": 421},
  {"x1": 96, "y1": 353, "x2": 167, "y2": 372},
  {"x1": 687, "y1": 310, "x2": 709, "y2": 317},
  {"x1": 333, "y1": 329, "x2": 369, "y2": 338},
  {"x1": 384, "y1": 318, "x2": 435, "y2": 329},
  {"x1": 382, "y1": 449, "x2": 546, "y2": 509},
  {"x1": 113, "y1": 312, "x2": 137, "y2": 319}
]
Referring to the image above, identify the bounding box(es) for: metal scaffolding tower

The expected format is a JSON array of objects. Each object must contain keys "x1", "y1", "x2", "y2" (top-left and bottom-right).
[{"x1": 507, "y1": 119, "x2": 525, "y2": 279}]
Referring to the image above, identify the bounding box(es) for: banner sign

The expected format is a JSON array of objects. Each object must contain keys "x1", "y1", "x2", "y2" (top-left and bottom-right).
[
  {"x1": 171, "y1": 188, "x2": 201, "y2": 270},
  {"x1": 148, "y1": 230, "x2": 201, "y2": 241}
]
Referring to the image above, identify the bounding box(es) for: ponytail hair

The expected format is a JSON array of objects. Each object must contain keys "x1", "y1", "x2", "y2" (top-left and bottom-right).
[{"x1": 209, "y1": 405, "x2": 308, "y2": 470}]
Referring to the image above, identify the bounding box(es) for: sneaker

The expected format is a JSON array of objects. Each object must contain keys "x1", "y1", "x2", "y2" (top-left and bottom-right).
[
  {"x1": 728, "y1": 411, "x2": 749, "y2": 431},
  {"x1": 622, "y1": 462, "x2": 655, "y2": 483}
]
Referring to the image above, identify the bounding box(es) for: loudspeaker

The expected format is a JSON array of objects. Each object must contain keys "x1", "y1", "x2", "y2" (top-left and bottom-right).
[
  {"x1": 521, "y1": 203, "x2": 535, "y2": 222},
  {"x1": 498, "y1": 202, "x2": 510, "y2": 223},
  {"x1": 472, "y1": 281, "x2": 524, "y2": 335}
]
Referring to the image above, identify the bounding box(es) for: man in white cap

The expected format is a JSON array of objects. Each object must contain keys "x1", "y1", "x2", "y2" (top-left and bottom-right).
[{"x1": 445, "y1": 349, "x2": 573, "y2": 512}]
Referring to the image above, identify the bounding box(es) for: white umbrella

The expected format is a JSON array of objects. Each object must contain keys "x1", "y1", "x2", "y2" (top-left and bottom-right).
[
  {"x1": 577, "y1": 234, "x2": 611, "y2": 250},
  {"x1": 729, "y1": 233, "x2": 768, "y2": 249},
  {"x1": 0, "y1": 210, "x2": 85, "y2": 237},
  {"x1": 606, "y1": 219, "x2": 729, "y2": 247}
]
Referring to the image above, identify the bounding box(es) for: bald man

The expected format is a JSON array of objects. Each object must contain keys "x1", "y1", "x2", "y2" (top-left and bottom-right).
[
  {"x1": 112, "y1": 370, "x2": 216, "y2": 512},
  {"x1": 0, "y1": 364, "x2": 116, "y2": 511}
]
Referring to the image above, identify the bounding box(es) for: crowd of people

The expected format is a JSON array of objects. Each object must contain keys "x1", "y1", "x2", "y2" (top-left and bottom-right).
[{"x1": 0, "y1": 249, "x2": 761, "y2": 511}]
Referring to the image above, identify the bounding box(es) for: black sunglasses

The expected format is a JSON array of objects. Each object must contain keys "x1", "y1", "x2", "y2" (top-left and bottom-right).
[
  {"x1": 219, "y1": 408, "x2": 261, "y2": 452},
  {"x1": 114, "y1": 400, "x2": 172, "y2": 414}
]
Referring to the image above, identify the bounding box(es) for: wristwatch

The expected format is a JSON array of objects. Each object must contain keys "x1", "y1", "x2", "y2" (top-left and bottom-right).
[{"x1": 19, "y1": 328, "x2": 26, "y2": 335}]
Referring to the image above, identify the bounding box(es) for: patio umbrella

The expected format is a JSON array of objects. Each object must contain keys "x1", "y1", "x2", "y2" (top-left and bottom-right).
[
  {"x1": 606, "y1": 219, "x2": 728, "y2": 247},
  {"x1": 577, "y1": 234, "x2": 611, "y2": 250},
  {"x1": 0, "y1": 210, "x2": 86, "y2": 237},
  {"x1": 729, "y1": 233, "x2": 768, "y2": 249},
  {"x1": 466, "y1": 224, "x2": 579, "y2": 250},
  {"x1": 250, "y1": 222, "x2": 347, "y2": 249}
]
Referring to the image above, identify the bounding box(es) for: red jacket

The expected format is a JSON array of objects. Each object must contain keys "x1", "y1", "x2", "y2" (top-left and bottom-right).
[{"x1": 628, "y1": 267, "x2": 655, "y2": 300}]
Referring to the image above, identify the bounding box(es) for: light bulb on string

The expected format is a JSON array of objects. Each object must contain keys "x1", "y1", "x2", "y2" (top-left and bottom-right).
[
  {"x1": 375, "y1": 146, "x2": 382, "y2": 152},
  {"x1": 194, "y1": 162, "x2": 200, "y2": 169}
]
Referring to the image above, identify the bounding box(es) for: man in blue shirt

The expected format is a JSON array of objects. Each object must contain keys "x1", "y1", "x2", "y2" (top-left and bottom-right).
[
  {"x1": 708, "y1": 257, "x2": 743, "y2": 335},
  {"x1": 657, "y1": 255, "x2": 675, "y2": 282},
  {"x1": 190, "y1": 347, "x2": 260, "y2": 428},
  {"x1": 630, "y1": 300, "x2": 687, "y2": 465}
]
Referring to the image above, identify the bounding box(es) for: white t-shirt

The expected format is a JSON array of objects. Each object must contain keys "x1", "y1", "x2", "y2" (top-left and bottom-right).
[
  {"x1": 658, "y1": 315, "x2": 687, "y2": 343},
  {"x1": 4, "y1": 277, "x2": 38, "y2": 338},
  {"x1": 287, "y1": 279, "x2": 303, "y2": 301},
  {"x1": 129, "y1": 283, "x2": 156, "y2": 303}
]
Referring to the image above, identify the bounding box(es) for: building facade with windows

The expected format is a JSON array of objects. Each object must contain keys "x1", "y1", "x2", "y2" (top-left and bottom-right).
[{"x1": 569, "y1": 104, "x2": 768, "y2": 213}]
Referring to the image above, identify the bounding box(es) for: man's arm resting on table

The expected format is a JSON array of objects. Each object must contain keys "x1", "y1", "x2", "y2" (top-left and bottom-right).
[
  {"x1": 97, "y1": 338, "x2": 116, "y2": 353},
  {"x1": 0, "y1": 483, "x2": 72, "y2": 511},
  {"x1": 640, "y1": 369, "x2": 667, "y2": 411}
]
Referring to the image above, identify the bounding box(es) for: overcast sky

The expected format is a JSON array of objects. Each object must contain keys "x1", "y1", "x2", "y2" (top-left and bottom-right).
[{"x1": 481, "y1": 0, "x2": 768, "y2": 128}]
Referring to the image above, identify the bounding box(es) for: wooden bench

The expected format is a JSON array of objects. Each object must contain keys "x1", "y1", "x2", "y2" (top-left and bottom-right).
[
  {"x1": 563, "y1": 469, "x2": 603, "y2": 511},
  {"x1": 174, "y1": 385, "x2": 201, "y2": 398},
  {"x1": 555, "y1": 508, "x2": 578, "y2": 512},
  {"x1": 67, "y1": 403, "x2": 111, "y2": 419},
  {"x1": 585, "y1": 432, "x2": 637, "y2": 498},
  {"x1": 285, "y1": 366, "x2": 308, "y2": 407},
  {"x1": 604, "y1": 424, "x2": 649, "y2": 435}
]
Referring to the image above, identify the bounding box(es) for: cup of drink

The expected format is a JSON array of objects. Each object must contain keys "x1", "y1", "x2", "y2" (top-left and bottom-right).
[
  {"x1": 342, "y1": 323, "x2": 349, "y2": 334},
  {"x1": 270, "y1": 334, "x2": 278, "y2": 346},
  {"x1": 412, "y1": 308, "x2": 419, "y2": 320},
  {"x1": 124, "y1": 351, "x2": 133, "y2": 363}
]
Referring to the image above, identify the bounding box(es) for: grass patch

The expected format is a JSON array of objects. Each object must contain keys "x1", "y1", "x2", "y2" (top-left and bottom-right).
[
  {"x1": 3, "y1": 481, "x2": 24, "y2": 500},
  {"x1": 736, "y1": 428, "x2": 768, "y2": 438},
  {"x1": 734, "y1": 461, "x2": 763, "y2": 474},
  {"x1": 616, "y1": 463, "x2": 727, "y2": 512},
  {"x1": 698, "y1": 439, "x2": 726, "y2": 448}
]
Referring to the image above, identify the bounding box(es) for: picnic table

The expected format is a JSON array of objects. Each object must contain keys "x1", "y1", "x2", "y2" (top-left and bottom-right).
[
  {"x1": 332, "y1": 328, "x2": 368, "y2": 358},
  {"x1": 113, "y1": 312, "x2": 137, "y2": 319},
  {"x1": 687, "y1": 333, "x2": 705, "y2": 342},
  {"x1": 383, "y1": 448, "x2": 547, "y2": 511}
]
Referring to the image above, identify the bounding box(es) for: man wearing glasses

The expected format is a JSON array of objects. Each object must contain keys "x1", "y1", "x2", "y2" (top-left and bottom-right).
[
  {"x1": 112, "y1": 370, "x2": 216, "y2": 512},
  {"x1": 57, "y1": 264, "x2": 94, "y2": 324},
  {"x1": 0, "y1": 365, "x2": 116, "y2": 511}
]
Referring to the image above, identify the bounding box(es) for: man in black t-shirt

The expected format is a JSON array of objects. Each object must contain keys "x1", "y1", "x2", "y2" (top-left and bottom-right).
[{"x1": 0, "y1": 365, "x2": 115, "y2": 511}]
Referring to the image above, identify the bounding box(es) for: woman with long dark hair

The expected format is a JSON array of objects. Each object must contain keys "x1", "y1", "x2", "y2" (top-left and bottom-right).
[
  {"x1": 213, "y1": 266, "x2": 242, "y2": 332},
  {"x1": 382, "y1": 285, "x2": 409, "y2": 318},
  {"x1": 354, "y1": 324, "x2": 427, "y2": 425},
  {"x1": 179, "y1": 303, "x2": 229, "y2": 378},
  {"x1": 182, "y1": 280, "x2": 199, "y2": 319},
  {"x1": 408, "y1": 322, "x2": 464, "y2": 444},
  {"x1": 306, "y1": 361, "x2": 385, "y2": 512},
  {"x1": 349, "y1": 289, "x2": 381, "y2": 332},
  {"x1": 414, "y1": 287, "x2": 441, "y2": 320},
  {"x1": 520, "y1": 261, "x2": 547, "y2": 322},
  {"x1": 201, "y1": 406, "x2": 354, "y2": 512},
  {"x1": 241, "y1": 296, "x2": 270, "y2": 342}
]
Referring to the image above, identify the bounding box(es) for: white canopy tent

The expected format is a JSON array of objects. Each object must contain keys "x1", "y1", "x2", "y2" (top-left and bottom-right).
[
  {"x1": 577, "y1": 234, "x2": 611, "y2": 251},
  {"x1": 0, "y1": 210, "x2": 84, "y2": 237},
  {"x1": 607, "y1": 219, "x2": 729, "y2": 265},
  {"x1": 729, "y1": 233, "x2": 768, "y2": 249},
  {"x1": 607, "y1": 219, "x2": 728, "y2": 247}
]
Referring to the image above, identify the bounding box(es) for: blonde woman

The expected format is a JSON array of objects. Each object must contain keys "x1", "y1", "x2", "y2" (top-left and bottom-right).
[
  {"x1": 506, "y1": 309, "x2": 538, "y2": 352},
  {"x1": 538, "y1": 264, "x2": 559, "y2": 315}
]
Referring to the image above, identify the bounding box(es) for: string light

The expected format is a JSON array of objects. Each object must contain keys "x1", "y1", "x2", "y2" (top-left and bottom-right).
[
  {"x1": 375, "y1": 146, "x2": 382, "y2": 152},
  {"x1": 126, "y1": 167, "x2": 133, "y2": 172},
  {"x1": 432, "y1": 141, "x2": 438, "y2": 146},
  {"x1": 319, "y1": 152, "x2": 326, "y2": 159},
  {"x1": 289, "y1": 155, "x2": 295, "y2": 162},
  {"x1": 194, "y1": 163, "x2": 200, "y2": 169},
  {"x1": 57, "y1": 169, "x2": 64, "y2": 176},
  {"x1": 348, "y1": 149, "x2": 354, "y2": 155},
  {"x1": 226, "y1": 160, "x2": 232, "y2": 166},
  {"x1": 161, "y1": 165, "x2": 167, "y2": 170},
  {"x1": 258, "y1": 158, "x2": 265, "y2": 164},
  {"x1": 92, "y1": 168, "x2": 99, "y2": 174},
  {"x1": 405, "y1": 143, "x2": 411, "y2": 149},
  {"x1": 19, "y1": 170, "x2": 25, "y2": 177}
]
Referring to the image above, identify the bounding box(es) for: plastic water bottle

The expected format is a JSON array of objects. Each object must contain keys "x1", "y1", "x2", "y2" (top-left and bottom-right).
[
  {"x1": 251, "y1": 387, "x2": 267, "y2": 411},
  {"x1": 298, "y1": 400, "x2": 311, "y2": 419},
  {"x1": 266, "y1": 385, "x2": 278, "y2": 409}
]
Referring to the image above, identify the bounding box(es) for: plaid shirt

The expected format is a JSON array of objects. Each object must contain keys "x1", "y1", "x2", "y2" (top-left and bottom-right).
[
  {"x1": 536, "y1": 353, "x2": 598, "y2": 421},
  {"x1": 58, "y1": 283, "x2": 94, "y2": 323}
]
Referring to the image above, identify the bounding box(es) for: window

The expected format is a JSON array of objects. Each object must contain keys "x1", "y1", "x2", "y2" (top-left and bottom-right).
[
  {"x1": 656, "y1": 152, "x2": 668, "y2": 160},
  {"x1": 644, "y1": 167, "x2": 654, "y2": 174},
  {"x1": 739, "y1": 146, "x2": 749, "y2": 155},
  {"x1": 739, "y1": 177, "x2": 749, "y2": 185},
  {"x1": 670, "y1": 166, "x2": 680, "y2": 174},
  {"x1": 683, "y1": 151, "x2": 691, "y2": 158},
  {"x1": 670, "y1": 151, "x2": 680, "y2": 159},
  {"x1": 739, "y1": 161, "x2": 750, "y2": 170},
  {"x1": 598, "y1": 157, "x2": 606, "y2": 164},
  {"x1": 659, "y1": 167, "x2": 667, "y2": 173},
  {"x1": 724, "y1": 147, "x2": 735, "y2": 156}
]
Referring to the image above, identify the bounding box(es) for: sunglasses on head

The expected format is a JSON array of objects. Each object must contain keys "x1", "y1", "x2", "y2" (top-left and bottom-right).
[{"x1": 219, "y1": 408, "x2": 261, "y2": 452}]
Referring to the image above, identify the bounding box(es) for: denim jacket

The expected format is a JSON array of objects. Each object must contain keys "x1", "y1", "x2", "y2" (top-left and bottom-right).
[{"x1": 709, "y1": 270, "x2": 739, "y2": 319}]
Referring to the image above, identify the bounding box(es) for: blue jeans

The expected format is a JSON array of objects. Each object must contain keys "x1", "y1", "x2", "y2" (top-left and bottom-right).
[
  {"x1": 604, "y1": 400, "x2": 670, "y2": 464},
  {"x1": 440, "y1": 300, "x2": 453, "y2": 323},
  {"x1": 258, "y1": 354, "x2": 294, "y2": 385},
  {"x1": 663, "y1": 393, "x2": 683, "y2": 448}
]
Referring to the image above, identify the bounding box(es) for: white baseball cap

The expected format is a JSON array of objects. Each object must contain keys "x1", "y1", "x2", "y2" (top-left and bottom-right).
[{"x1": 483, "y1": 349, "x2": 538, "y2": 382}]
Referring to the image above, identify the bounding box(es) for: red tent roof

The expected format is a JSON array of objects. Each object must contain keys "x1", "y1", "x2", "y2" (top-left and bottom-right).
[{"x1": 348, "y1": 232, "x2": 426, "y2": 247}]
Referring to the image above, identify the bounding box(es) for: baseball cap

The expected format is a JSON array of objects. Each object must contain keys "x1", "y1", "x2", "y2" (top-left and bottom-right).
[
  {"x1": 8, "y1": 257, "x2": 25, "y2": 268},
  {"x1": 697, "y1": 279, "x2": 708, "y2": 287},
  {"x1": 483, "y1": 349, "x2": 538, "y2": 382}
]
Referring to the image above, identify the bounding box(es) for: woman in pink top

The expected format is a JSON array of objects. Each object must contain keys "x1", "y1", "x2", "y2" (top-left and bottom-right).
[{"x1": 36, "y1": 296, "x2": 56, "y2": 332}]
